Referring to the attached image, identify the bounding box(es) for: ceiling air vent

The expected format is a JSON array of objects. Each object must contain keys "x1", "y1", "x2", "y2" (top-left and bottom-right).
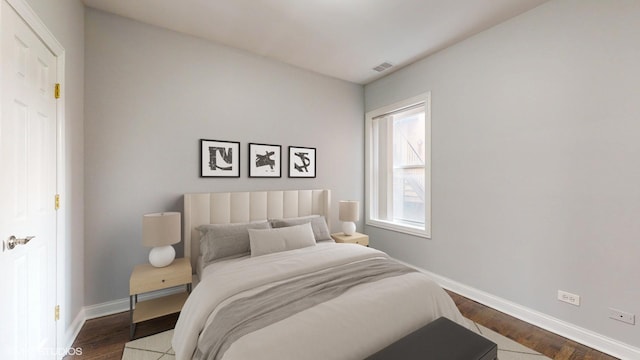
[{"x1": 372, "y1": 62, "x2": 393, "y2": 72}]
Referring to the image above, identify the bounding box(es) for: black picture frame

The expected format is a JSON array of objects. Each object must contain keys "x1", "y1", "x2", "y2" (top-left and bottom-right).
[
  {"x1": 288, "y1": 146, "x2": 316, "y2": 178},
  {"x1": 200, "y1": 139, "x2": 240, "y2": 177},
  {"x1": 249, "y1": 143, "x2": 282, "y2": 178}
]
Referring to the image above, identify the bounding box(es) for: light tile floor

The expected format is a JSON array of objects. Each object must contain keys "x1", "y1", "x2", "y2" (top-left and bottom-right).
[
  {"x1": 122, "y1": 322, "x2": 552, "y2": 360},
  {"x1": 474, "y1": 323, "x2": 551, "y2": 359},
  {"x1": 122, "y1": 329, "x2": 175, "y2": 360}
]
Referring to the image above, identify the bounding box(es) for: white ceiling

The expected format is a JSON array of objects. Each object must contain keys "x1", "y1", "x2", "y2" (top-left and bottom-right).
[{"x1": 82, "y1": 0, "x2": 549, "y2": 84}]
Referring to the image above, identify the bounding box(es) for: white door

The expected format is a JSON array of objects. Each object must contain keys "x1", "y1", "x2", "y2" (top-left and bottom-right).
[{"x1": 0, "y1": 0, "x2": 58, "y2": 358}]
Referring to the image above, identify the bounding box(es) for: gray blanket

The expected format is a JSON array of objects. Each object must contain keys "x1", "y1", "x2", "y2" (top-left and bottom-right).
[{"x1": 194, "y1": 257, "x2": 415, "y2": 360}]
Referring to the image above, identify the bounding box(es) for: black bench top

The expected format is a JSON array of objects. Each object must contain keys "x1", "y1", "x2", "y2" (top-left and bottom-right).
[{"x1": 365, "y1": 317, "x2": 497, "y2": 360}]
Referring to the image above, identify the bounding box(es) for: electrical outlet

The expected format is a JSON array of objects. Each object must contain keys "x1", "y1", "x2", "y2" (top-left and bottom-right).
[
  {"x1": 557, "y1": 290, "x2": 580, "y2": 306},
  {"x1": 609, "y1": 308, "x2": 635, "y2": 325}
]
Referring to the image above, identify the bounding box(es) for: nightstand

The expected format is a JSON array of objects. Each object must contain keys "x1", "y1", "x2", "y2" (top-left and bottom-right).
[
  {"x1": 129, "y1": 257, "x2": 192, "y2": 339},
  {"x1": 331, "y1": 232, "x2": 369, "y2": 246}
]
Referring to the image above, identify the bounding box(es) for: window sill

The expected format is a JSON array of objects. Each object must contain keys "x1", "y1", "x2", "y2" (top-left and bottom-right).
[{"x1": 366, "y1": 219, "x2": 431, "y2": 239}]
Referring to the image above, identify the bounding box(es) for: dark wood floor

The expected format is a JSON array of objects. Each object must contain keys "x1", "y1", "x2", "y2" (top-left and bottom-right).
[
  {"x1": 64, "y1": 312, "x2": 178, "y2": 360},
  {"x1": 446, "y1": 291, "x2": 619, "y2": 360},
  {"x1": 66, "y1": 291, "x2": 619, "y2": 360}
]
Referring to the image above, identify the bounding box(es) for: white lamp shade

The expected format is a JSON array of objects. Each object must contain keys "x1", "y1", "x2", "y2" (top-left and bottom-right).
[
  {"x1": 339, "y1": 201, "x2": 359, "y2": 222},
  {"x1": 143, "y1": 212, "x2": 181, "y2": 247}
]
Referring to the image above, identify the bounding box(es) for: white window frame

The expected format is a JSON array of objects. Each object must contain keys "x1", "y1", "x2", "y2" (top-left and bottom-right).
[{"x1": 365, "y1": 92, "x2": 431, "y2": 238}]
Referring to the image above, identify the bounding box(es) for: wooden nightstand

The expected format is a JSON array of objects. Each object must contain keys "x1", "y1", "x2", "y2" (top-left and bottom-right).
[
  {"x1": 129, "y1": 257, "x2": 192, "y2": 339},
  {"x1": 331, "y1": 232, "x2": 369, "y2": 246}
]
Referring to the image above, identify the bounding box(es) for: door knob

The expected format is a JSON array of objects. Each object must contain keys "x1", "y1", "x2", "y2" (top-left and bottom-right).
[{"x1": 7, "y1": 235, "x2": 35, "y2": 250}]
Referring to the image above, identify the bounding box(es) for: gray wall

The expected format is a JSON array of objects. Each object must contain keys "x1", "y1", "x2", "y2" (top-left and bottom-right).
[
  {"x1": 365, "y1": 0, "x2": 639, "y2": 349},
  {"x1": 84, "y1": 9, "x2": 364, "y2": 305},
  {"x1": 24, "y1": 0, "x2": 85, "y2": 343}
]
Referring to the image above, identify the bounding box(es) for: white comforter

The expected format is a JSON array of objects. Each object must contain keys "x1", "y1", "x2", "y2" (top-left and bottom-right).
[{"x1": 172, "y1": 243, "x2": 470, "y2": 360}]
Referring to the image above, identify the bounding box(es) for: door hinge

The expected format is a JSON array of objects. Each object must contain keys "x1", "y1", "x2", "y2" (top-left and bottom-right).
[
  {"x1": 55, "y1": 305, "x2": 60, "y2": 321},
  {"x1": 54, "y1": 83, "x2": 60, "y2": 99},
  {"x1": 55, "y1": 194, "x2": 60, "y2": 210}
]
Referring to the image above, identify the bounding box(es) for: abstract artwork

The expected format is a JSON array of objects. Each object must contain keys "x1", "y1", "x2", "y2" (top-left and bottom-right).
[
  {"x1": 288, "y1": 146, "x2": 316, "y2": 178},
  {"x1": 200, "y1": 139, "x2": 240, "y2": 177},
  {"x1": 249, "y1": 143, "x2": 281, "y2": 178}
]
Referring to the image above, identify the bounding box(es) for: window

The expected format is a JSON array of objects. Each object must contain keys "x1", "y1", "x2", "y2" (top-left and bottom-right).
[{"x1": 365, "y1": 93, "x2": 431, "y2": 238}]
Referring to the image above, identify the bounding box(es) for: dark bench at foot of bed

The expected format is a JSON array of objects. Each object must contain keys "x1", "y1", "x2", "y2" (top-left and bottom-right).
[{"x1": 365, "y1": 317, "x2": 497, "y2": 360}]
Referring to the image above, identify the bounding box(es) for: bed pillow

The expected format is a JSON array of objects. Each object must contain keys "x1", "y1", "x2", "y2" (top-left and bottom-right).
[
  {"x1": 197, "y1": 220, "x2": 271, "y2": 263},
  {"x1": 270, "y1": 215, "x2": 332, "y2": 242},
  {"x1": 248, "y1": 222, "x2": 316, "y2": 257}
]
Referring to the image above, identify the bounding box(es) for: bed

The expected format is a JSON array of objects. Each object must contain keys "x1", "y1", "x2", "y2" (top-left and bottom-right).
[{"x1": 172, "y1": 189, "x2": 471, "y2": 360}]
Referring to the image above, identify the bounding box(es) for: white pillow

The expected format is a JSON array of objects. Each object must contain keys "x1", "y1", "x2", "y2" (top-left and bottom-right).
[{"x1": 248, "y1": 222, "x2": 316, "y2": 257}]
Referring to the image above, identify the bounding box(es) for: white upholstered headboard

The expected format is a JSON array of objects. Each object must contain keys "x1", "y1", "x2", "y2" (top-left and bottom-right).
[{"x1": 183, "y1": 189, "x2": 331, "y2": 271}]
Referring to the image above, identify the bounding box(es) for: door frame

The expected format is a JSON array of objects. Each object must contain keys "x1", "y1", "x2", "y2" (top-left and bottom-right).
[{"x1": 3, "y1": 0, "x2": 67, "y2": 354}]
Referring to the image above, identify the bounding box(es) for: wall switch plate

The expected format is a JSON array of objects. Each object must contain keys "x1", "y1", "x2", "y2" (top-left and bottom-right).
[
  {"x1": 557, "y1": 290, "x2": 580, "y2": 306},
  {"x1": 609, "y1": 308, "x2": 635, "y2": 325}
]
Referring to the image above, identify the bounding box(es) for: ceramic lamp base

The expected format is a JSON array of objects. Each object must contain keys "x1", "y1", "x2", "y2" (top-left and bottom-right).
[
  {"x1": 149, "y1": 245, "x2": 175, "y2": 267},
  {"x1": 342, "y1": 221, "x2": 356, "y2": 236}
]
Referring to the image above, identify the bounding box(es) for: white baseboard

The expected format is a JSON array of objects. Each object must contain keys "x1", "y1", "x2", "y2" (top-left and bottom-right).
[
  {"x1": 394, "y1": 259, "x2": 640, "y2": 360},
  {"x1": 65, "y1": 309, "x2": 86, "y2": 348},
  {"x1": 62, "y1": 286, "x2": 187, "y2": 353},
  {"x1": 54, "y1": 309, "x2": 86, "y2": 360},
  {"x1": 84, "y1": 287, "x2": 185, "y2": 320}
]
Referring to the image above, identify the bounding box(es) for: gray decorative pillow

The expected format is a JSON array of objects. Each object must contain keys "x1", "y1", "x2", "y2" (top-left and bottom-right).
[
  {"x1": 197, "y1": 221, "x2": 271, "y2": 263},
  {"x1": 270, "y1": 215, "x2": 331, "y2": 242},
  {"x1": 249, "y1": 222, "x2": 316, "y2": 257}
]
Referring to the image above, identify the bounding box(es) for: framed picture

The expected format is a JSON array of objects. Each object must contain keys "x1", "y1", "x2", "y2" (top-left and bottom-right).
[
  {"x1": 200, "y1": 139, "x2": 240, "y2": 177},
  {"x1": 288, "y1": 146, "x2": 316, "y2": 178},
  {"x1": 249, "y1": 143, "x2": 281, "y2": 178}
]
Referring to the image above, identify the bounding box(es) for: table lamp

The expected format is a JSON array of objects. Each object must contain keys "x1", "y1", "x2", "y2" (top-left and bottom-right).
[
  {"x1": 143, "y1": 212, "x2": 181, "y2": 267},
  {"x1": 339, "y1": 200, "x2": 359, "y2": 236}
]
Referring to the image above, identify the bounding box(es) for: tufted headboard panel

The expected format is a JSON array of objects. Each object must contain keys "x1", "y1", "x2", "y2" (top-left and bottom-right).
[{"x1": 183, "y1": 189, "x2": 331, "y2": 271}]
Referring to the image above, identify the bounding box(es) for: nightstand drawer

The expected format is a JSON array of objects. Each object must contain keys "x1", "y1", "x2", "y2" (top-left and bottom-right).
[
  {"x1": 130, "y1": 258, "x2": 191, "y2": 294},
  {"x1": 352, "y1": 237, "x2": 369, "y2": 246}
]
